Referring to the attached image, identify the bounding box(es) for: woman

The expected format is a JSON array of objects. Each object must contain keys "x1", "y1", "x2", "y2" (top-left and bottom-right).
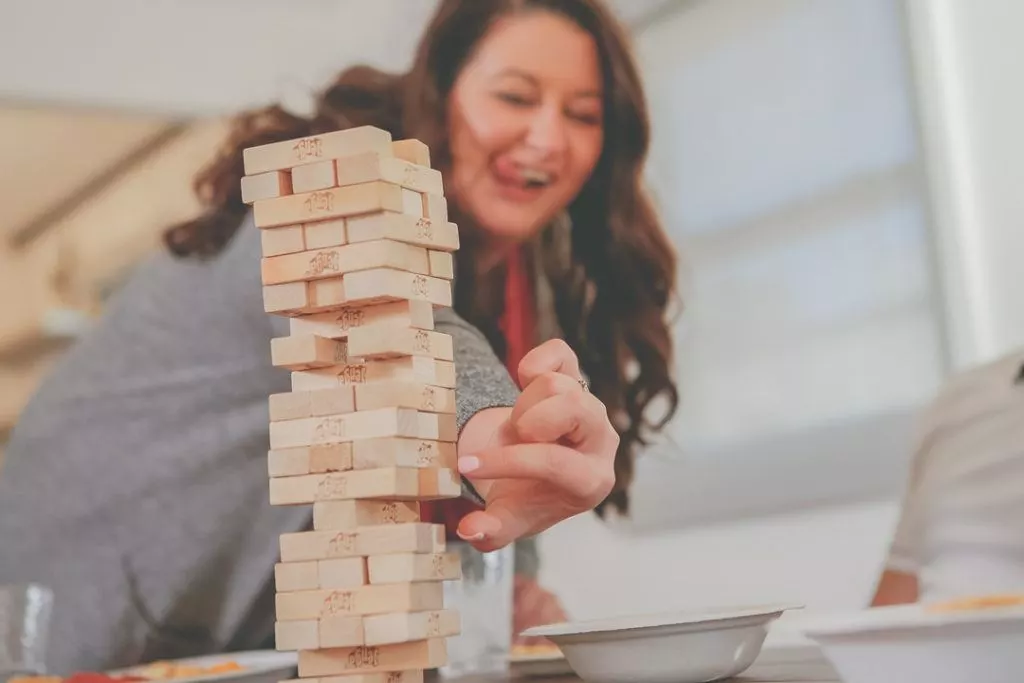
[{"x1": 0, "y1": 0, "x2": 678, "y2": 673}]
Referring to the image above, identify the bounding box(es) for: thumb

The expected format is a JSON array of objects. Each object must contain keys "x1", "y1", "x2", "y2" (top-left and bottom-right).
[{"x1": 456, "y1": 502, "x2": 533, "y2": 553}]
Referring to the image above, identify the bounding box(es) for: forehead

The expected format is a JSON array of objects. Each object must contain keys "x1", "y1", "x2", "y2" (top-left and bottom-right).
[{"x1": 467, "y1": 11, "x2": 603, "y2": 92}]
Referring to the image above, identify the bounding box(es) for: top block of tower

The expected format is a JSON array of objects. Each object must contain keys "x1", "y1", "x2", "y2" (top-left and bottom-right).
[{"x1": 243, "y1": 126, "x2": 394, "y2": 175}]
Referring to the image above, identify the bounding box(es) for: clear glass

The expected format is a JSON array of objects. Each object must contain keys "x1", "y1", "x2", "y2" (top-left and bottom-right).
[
  {"x1": 0, "y1": 584, "x2": 53, "y2": 678},
  {"x1": 439, "y1": 542, "x2": 514, "y2": 679}
]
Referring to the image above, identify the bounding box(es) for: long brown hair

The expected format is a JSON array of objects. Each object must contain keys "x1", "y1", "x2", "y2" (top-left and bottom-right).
[{"x1": 165, "y1": 0, "x2": 679, "y2": 516}]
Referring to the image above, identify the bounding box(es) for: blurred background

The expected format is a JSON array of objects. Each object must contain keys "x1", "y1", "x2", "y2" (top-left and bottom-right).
[{"x1": 0, "y1": 0, "x2": 1020, "y2": 617}]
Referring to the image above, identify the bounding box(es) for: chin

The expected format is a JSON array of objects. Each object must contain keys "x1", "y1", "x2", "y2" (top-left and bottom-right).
[{"x1": 474, "y1": 216, "x2": 548, "y2": 244}]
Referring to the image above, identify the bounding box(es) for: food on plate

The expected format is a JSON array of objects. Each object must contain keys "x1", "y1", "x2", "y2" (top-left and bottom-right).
[
  {"x1": 926, "y1": 593, "x2": 1024, "y2": 613},
  {"x1": 511, "y1": 642, "x2": 562, "y2": 657},
  {"x1": 9, "y1": 660, "x2": 244, "y2": 683}
]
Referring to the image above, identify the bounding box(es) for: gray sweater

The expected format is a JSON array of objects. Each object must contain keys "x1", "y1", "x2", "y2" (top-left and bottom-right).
[{"x1": 0, "y1": 215, "x2": 521, "y2": 674}]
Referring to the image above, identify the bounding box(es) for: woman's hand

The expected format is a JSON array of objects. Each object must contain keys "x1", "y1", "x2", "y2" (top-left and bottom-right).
[
  {"x1": 513, "y1": 575, "x2": 568, "y2": 644},
  {"x1": 455, "y1": 339, "x2": 619, "y2": 552}
]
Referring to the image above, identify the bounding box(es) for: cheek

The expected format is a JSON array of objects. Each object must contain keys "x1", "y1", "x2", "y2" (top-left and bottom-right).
[
  {"x1": 566, "y1": 129, "x2": 604, "y2": 189},
  {"x1": 451, "y1": 97, "x2": 524, "y2": 164}
]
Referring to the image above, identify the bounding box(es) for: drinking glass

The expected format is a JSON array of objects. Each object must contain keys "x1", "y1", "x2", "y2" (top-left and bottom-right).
[
  {"x1": 0, "y1": 584, "x2": 53, "y2": 679},
  {"x1": 438, "y1": 542, "x2": 514, "y2": 678}
]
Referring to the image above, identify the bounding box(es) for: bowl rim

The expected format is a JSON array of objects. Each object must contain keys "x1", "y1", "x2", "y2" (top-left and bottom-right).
[{"x1": 521, "y1": 603, "x2": 802, "y2": 639}]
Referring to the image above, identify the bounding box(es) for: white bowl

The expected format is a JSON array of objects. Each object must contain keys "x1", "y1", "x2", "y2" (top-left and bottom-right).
[
  {"x1": 802, "y1": 603, "x2": 1024, "y2": 683},
  {"x1": 520, "y1": 604, "x2": 798, "y2": 683}
]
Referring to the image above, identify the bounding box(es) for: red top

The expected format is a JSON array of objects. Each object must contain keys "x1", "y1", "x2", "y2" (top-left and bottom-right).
[{"x1": 420, "y1": 247, "x2": 536, "y2": 537}]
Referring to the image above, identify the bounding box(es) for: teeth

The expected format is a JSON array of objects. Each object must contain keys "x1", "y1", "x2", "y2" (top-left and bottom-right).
[{"x1": 521, "y1": 168, "x2": 551, "y2": 185}]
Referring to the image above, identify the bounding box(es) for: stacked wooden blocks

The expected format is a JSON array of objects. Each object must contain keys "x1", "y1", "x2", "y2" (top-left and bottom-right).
[{"x1": 242, "y1": 125, "x2": 464, "y2": 683}]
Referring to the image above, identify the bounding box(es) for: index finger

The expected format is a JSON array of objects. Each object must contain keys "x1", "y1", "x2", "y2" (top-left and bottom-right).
[{"x1": 517, "y1": 339, "x2": 582, "y2": 388}]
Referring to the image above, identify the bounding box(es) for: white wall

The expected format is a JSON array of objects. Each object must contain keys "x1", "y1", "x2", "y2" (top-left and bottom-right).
[{"x1": 904, "y1": 0, "x2": 1024, "y2": 370}]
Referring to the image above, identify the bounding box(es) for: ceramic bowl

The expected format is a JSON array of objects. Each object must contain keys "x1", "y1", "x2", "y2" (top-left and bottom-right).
[{"x1": 520, "y1": 604, "x2": 798, "y2": 683}]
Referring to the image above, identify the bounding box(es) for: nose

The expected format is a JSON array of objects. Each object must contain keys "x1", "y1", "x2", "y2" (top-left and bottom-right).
[{"x1": 524, "y1": 103, "x2": 569, "y2": 158}]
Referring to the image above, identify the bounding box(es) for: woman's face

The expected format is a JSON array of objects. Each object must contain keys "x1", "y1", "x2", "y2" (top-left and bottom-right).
[{"x1": 447, "y1": 10, "x2": 604, "y2": 247}]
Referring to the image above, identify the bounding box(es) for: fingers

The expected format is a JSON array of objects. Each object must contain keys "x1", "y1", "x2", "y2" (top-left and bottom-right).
[
  {"x1": 456, "y1": 504, "x2": 532, "y2": 553},
  {"x1": 510, "y1": 370, "x2": 582, "y2": 424},
  {"x1": 459, "y1": 442, "x2": 614, "y2": 504},
  {"x1": 517, "y1": 339, "x2": 581, "y2": 389},
  {"x1": 514, "y1": 391, "x2": 614, "y2": 451}
]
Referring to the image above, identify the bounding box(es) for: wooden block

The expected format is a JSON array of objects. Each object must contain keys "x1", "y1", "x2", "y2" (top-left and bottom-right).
[
  {"x1": 351, "y1": 439, "x2": 457, "y2": 470},
  {"x1": 392, "y1": 139, "x2": 430, "y2": 167},
  {"x1": 346, "y1": 327, "x2": 453, "y2": 361},
  {"x1": 363, "y1": 609, "x2": 460, "y2": 646},
  {"x1": 417, "y1": 412, "x2": 457, "y2": 442},
  {"x1": 242, "y1": 126, "x2": 392, "y2": 175},
  {"x1": 261, "y1": 225, "x2": 306, "y2": 257},
  {"x1": 401, "y1": 188, "x2": 423, "y2": 217},
  {"x1": 289, "y1": 301, "x2": 434, "y2": 340},
  {"x1": 417, "y1": 467, "x2": 461, "y2": 498},
  {"x1": 276, "y1": 582, "x2": 442, "y2": 621},
  {"x1": 292, "y1": 159, "x2": 337, "y2": 193},
  {"x1": 253, "y1": 182, "x2": 417, "y2": 229},
  {"x1": 276, "y1": 561, "x2": 320, "y2": 592},
  {"x1": 242, "y1": 170, "x2": 292, "y2": 204},
  {"x1": 333, "y1": 357, "x2": 456, "y2": 389},
  {"x1": 270, "y1": 468, "x2": 423, "y2": 507},
  {"x1": 270, "y1": 387, "x2": 355, "y2": 421},
  {"x1": 303, "y1": 218, "x2": 347, "y2": 249},
  {"x1": 269, "y1": 407, "x2": 418, "y2": 449},
  {"x1": 343, "y1": 269, "x2": 452, "y2": 308},
  {"x1": 346, "y1": 213, "x2": 459, "y2": 252},
  {"x1": 367, "y1": 552, "x2": 461, "y2": 585},
  {"x1": 353, "y1": 382, "x2": 455, "y2": 414},
  {"x1": 318, "y1": 557, "x2": 368, "y2": 589},
  {"x1": 309, "y1": 387, "x2": 357, "y2": 417},
  {"x1": 292, "y1": 369, "x2": 347, "y2": 391},
  {"x1": 279, "y1": 522, "x2": 442, "y2": 561},
  {"x1": 263, "y1": 281, "x2": 309, "y2": 314},
  {"x1": 335, "y1": 152, "x2": 444, "y2": 195},
  {"x1": 428, "y1": 251, "x2": 454, "y2": 280},
  {"x1": 271, "y1": 335, "x2": 350, "y2": 370},
  {"x1": 276, "y1": 619, "x2": 319, "y2": 651},
  {"x1": 281, "y1": 673, "x2": 423, "y2": 683},
  {"x1": 297, "y1": 640, "x2": 447, "y2": 677},
  {"x1": 269, "y1": 391, "x2": 314, "y2": 421},
  {"x1": 421, "y1": 193, "x2": 447, "y2": 221},
  {"x1": 268, "y1": 444, "x2": 352, "y2": 477},
  {"x1": 262, "y1": 240, "x2": 430, "y2": 286},
  {"x1": 319, "y1": 615, "x2": 366, "y2": 648},
  {"x1": 313, "y1": 500, "x2": 421, "y2": 531}
]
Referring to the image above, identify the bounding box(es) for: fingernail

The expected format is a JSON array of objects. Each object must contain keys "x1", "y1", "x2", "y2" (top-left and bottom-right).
[
  {"x1": 458, "y1": 530, "x2": 486, "y2": 542},
  {"x1": 458, "y1": 455, "x2": 480, "y2": 473}
]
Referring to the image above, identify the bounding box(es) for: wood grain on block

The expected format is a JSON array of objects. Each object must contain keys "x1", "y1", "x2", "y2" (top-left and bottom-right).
[
  {"x1": 263, "y1": 281, "x2": 308, "y2": 314},
  {"x1": 268, "y1": 444, "x2": 353, "y2": 478},
  {"x1": 353, "y1": 382, "x2": 455, "y2": 414},
  {"x1": 417, "y1": 467, "x2": 461, "y2": 498},
  {"x1": 417, "y1": 412, "x2": 457, "y2": 442},
  {"x1": 335, "y1": 152, "x2": 444, "y2": 195},
  {"x1": 420, "y1": 193, "x2": 447, "y2": 221},
  {"x1": 242, "y1": 126, "x2": 392, "y2": 175},
  {"x1": 241, "y1": 170, "x2": 292, "y2": 204},
  {"x1": 343, "y1": 269, "x2": 452, "y2": 308},
  {"x1": 325, "y1": 357, "x2": 456, "y2": 390},
  {"x1": 289, "y1": 300, "x2": 434, "y2": 340},
  {"x1": 392, "y1": 139, "x2": 430, "y2": 167},
  {"x1": 428, "y1": 251, "x2": 454, "y2": 280},
  {"x1": 351, "y1": 439, "x2": 457, "y2": 470},
  {"x1": 304, "y1": 218, "x2": 347, "y2": 250},
  {"x1": 262, "y1": 240, "x2": 430, "y2": 286},
  {"x1": 276, "y1": 561, "x2": 320, "y2": 593},
  {"x1": 253, "y1": 182, "x2": 411, "y2": 229},
  {"x1": 346, "y1": 327, "x2": 453, "y2": 361},
  {"x1": 318, "y1": 557, "x2": 368, "y2": 589},
  {"x1": 401, "y1": 188, "x2": 423, "y2": 217},
  {"x1": 308, "y1": 387, "x2": 358, "y2": 417},
  {"x1": 363, "y1": 609, "x2": 460, "y2": 646},
  {"x1": 281, "y1": 672, "x2": 423, "y2": 683},
  {"x1": 276, "y1": 582, "x2": 442, "y2": 621},
  {"x1": 275, "y1": 619, "x2": 319, "y2": 651},
  {"x1": 292, "y1": 369, "x2": 345, "y2": 391},
  {"x1": 270, "y1": 468, "x2": 421, "y2": 507},
  {"x1": 261, "y1": 225, "x2": 306, "y2": 257},
  {"x1": 271, "y1": 335, "x2": 350, "y2": 370},
  {"x1": 346, "y1": 213, "x2": 459, "y2": 252},
  {"x1": 318, "y1": 615, "x2": 367, "y2": 648},
  {"x1": 269, "y1": 391, "x2": 314, "y2": 421},
  {"x1": 367, "y1": 552, "x2": 461, "y2": 585},
  {"x1": 270, "y1": 388, "x2": 355, "y2": 421},
  {"x1": 279, "y1": 522, "x2": 441, "y2": 562},
  {"x1": 297, "y1": 639, "x2": 447, "y2": 677},
  {"x1": 268, "y1": 407, "x2": 421, "y2": 449},
  {"x1": 313, "y1": 500, "x2": 421, "y2": 531},
  {"x1": 292, "y1": 159, "x2": 337, "y2": 193}
]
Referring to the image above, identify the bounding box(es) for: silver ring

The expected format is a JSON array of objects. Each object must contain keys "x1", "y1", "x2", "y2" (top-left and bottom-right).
[{"x1": 578, "y1": 377, "x2": 589, "y2": 392}]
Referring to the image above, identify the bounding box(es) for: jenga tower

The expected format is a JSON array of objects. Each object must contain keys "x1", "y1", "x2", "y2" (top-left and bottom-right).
[{"x1": 241, "y1": 126, "x2": 464, "y2": 683}]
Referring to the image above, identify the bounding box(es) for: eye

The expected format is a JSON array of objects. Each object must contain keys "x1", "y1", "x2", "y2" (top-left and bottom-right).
[
  {"x1": 496, "y1": 91, "x2": 536, "y2": 107},
  {"x1": 567, "y1": 108, "x2": 602, "y2": 126}
]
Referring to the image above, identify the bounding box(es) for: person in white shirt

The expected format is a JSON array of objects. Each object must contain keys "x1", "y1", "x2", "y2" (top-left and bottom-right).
[{"x1": 872, "y1": 348, "x2": 1024, "y2": 606}]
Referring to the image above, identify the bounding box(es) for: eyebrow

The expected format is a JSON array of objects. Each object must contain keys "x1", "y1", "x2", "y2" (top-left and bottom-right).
[{"x1": 494, "y1": 68, "x2": 602, "y2": 99}]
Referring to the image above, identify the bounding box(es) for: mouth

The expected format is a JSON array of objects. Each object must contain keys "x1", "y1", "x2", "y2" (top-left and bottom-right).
[{"x1": 520, "y1": 167, "x2": 553, "y2": 189}]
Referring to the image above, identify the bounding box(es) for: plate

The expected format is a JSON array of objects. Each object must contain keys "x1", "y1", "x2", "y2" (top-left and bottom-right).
[
  {"x1": 508, "y1": 644, "x2": 573, "y2": 678},
  {"x1": 107, "y1": 650, "x2": 297, "y2": 683},
  {"x1": 520, "y1": 604, "x2": 800, "y2": 683},
  {"x1": 801, "y1": 602, "x2": 1024, "y2": 683}
]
